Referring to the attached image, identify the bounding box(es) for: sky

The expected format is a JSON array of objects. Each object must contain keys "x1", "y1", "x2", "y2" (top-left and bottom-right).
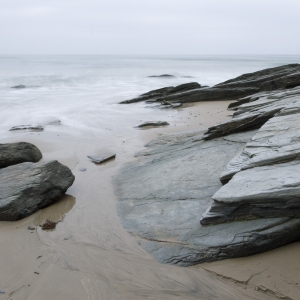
[{"x1": 0, "y1": 0, "x2": 300, "y2": 55}]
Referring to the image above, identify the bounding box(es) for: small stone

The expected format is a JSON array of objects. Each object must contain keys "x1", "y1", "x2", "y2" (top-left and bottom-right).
[
  {"x1": 28, "y1": 226, "x2": 35, "y2": 230},
  {"x1": 79, "y1": 168, "x2": 87, "y2": 172},
  {"x1": 0, "y1": 289, "x2": 5, "y2": 294},
  {"x1": 88, "y1": 154, "x2": 116, "y2": 165}
]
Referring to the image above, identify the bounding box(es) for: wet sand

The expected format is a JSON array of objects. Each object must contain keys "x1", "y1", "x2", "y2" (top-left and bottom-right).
[{"x1": 0, "y1": 101, "x2": 295, "y2": 299}]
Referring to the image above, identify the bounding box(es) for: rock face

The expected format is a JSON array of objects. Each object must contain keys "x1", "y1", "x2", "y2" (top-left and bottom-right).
[
  {"x1": 0, "y1": 160, "x2": 75, "y2": 221},
  {"x1": 0, "y1": 142, "x2": 42, "y2": 168},
  {"x1": 122, "y1": 64, "x2": 300, "y2": 105},
  {"x1": 120, "y1": 82, "x2": 201, "y2": 104},
  {"x1": 135, "y1": 121, "x2": 169, "y2": 128},
  {"x1": 114, "y1": 65, "x2": 300, "y2": 266}
]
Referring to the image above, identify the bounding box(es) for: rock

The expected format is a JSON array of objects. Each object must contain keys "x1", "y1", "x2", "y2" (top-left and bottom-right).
[
  {"x1": 114, "y1": 130, "x2": 300, "y2": 266},
  {"x1": 201, "y1": 161, "x2": 300, "y2": 225},
  {"x1": 0, "y1": 160, "x2": 75, "y2": 221},
  {"x1": 135, "y1": 121, "x2": 169, "y2": 128},
  {"x1": 125, "y1": 64, "x2": 300, "y2": 105},
  {"x1": 88, "y1": 154, "x2": 116, "y2": 164},
  {"x1": 120, "y1": 82, "x2": 201, "y2": 104},
  {"x1": 9, "y1": 124, "x2": 44, "y2": 131},
  {"x1": 203, "y1": 86, "x2": 300, "y2": 140},
  {"x1": 41, "y1": 219, "x2": 57, "y2": 230},
  {"x1": 27, "y1": 226, "x2": 35, "y2": 230},
  {"x1": 0, "y1": 289, "x2": 5, "y2": 294},
  {"x1": 0, "y1": 142, "x2": 42, "y2": 168},
  {"x1": 11, "y1": 85, "x2": 26, "y2": 89},
  {"x1": 148, "y1": 74, "x2": 175, "y2": 78},
  {"x1": 79, "y1": 167, "x2": 87, "y2": 172},
  {"x1": 220, "y1": 111, "x2": 300, "y2": 183}
]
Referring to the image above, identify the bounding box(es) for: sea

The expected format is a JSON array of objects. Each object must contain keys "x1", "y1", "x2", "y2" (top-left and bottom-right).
[{"x1": 1, "y1": 55, "x2": 300, "y2": 138}]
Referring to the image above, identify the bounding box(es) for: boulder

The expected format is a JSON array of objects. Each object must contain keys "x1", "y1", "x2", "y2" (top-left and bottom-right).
[
  {"x1": 0, "y1": 142, "x2": 42, "y2": 168},
  {"x1": 11, "y1": 85, "x2": 26, "y2": 89},
  {"x1": 0, "y1": 160, "x2": 75, "y2": 221}
]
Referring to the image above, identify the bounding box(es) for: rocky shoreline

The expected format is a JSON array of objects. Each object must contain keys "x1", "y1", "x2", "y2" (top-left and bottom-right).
[{"x1": 114, "y1": 63, "x2": 300, "y2": 266}]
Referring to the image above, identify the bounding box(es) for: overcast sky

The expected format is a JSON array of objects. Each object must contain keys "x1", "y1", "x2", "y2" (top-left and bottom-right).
[{"x1": 1, "y1": 0, "x2": 300, "y2": 55}]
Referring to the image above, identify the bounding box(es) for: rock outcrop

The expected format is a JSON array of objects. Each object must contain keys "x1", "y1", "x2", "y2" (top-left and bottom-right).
[
  {"x1": 122, "y1": 64, "x2": 300, "y2": 106},
  {"x1": 114, "y1": 65, "x2": 300, "y2": 266},
  {"x1": 0, "y1": 142, "x2": 42, "y2": 168},
  {"x1": 0, "y1": 160, "x2": 75, "y2": 221},
  {"x1": 120, "y1": 82, "x2": 201, "y2": 104}
]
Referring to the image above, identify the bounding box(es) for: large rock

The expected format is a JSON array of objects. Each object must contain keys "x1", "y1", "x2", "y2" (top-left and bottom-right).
[
  {"x1": 122, "y1": 64, "x2": 300, "y2": 105},
  {"x1": 114, "y1": 130, "x2": 300, "y2": 266},
  {"x1": 0, "y1": 160, "x2": 75, "y2": 221},
  {"x1": 201, "y1": 161, "x2": 300, "y2": 225},
  {"x1": 0, "y1": 142, "x2": 42, "y2": 168}
]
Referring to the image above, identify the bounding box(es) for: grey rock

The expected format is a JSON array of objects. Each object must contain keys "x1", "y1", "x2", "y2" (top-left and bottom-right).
[
  {"x1": 0, "y1": 160, "x2": 75, "y2": 221},
  {"x1": 11, "y1": 85, "x2": 26, "y2": 89},
  {"x1": 201, "y1": 161, "x2": 300, "y2": 225},
  {"x1": 120, "y1": 82, "x2": 201, "y2": 104},
  {"x1": 113, "y1": 131, "x2": 300, "y2": 265},
  {"x1": 0, "y1": 289, "x2": 5, "y2": 294},
  {"x1": 135, "y1": 121, "x2": 169, "y2": 128},
  {"x1": 88, "y1": 154, "x2": 116, "y2": 164},
  {"x1": 28, "y1": 226, "x2": 35, "y2": 230},
  {"x1": 220, "y1": 112, "x2": 300, "y2": 183},
  {"x1": 0, "y1": 142, "x2": 42, "y2": 168},
  {"x1": 9, "y1": 124, "x2": 44, "y2": 131},
  {"x1": 79, "y1": 167, "x2": 87, "y2": 172}
]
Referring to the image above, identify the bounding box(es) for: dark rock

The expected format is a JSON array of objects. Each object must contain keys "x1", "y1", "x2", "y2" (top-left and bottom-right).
[
  {"x1": 148, "y1": 74, "x2": 175, "y2": 78},
  {"x1": 135, "y1": 121, "x2": 169, "y2": 128},
  {"x1": 88, "y1": 154, "x2": 116, "y2": 164},
  {"x1": 9, "y1": 125, "x2": 44, "y2": 132},
  {"x1": 120, "y1": 82, "x2": 201, "y2": 104},
  {"x1": 11, "y1": 85, "x2": 26, "y2": 89},
  {"x1": 0, "y1": 160, "x2": 75, "y2": 221},
  {"x1": 0, "y1": 142, "x2": 42, "y2": 168},
  {"x1": 41, "y1": 219, "x2": 57, "y2": 230}
]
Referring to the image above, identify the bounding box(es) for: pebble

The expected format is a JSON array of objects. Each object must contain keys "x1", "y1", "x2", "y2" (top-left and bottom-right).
[
  {"x1": 0, "y1": 289, "x2": 5, "y2": 294},
  {"x1": 79, "y1": 168, "x2": 87, "y2": 172},
  {"x1": 27, "y1": 226, "x2": 35, "y2": 230}
]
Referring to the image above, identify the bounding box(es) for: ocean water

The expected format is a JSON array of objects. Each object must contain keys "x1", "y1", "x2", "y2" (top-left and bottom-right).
[{"x1": 0, "y1": 55, "x2": 300, "y2": 138}]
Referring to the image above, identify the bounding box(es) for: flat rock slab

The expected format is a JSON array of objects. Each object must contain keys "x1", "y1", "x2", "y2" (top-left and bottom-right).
[
  {"x1": 88, "y1": 154, "x2": 116, "y2": 164},
  {"x1": 113, "y1": 130, "x2": 300, "y2": 266},
  {"x1": 0, "y1": 160, "x2": 75, "y2": 221},
  {"x1": 201, "y1": 161, "x2": 300, "y2": 225},
  {"x1": 148, "y1": 74, "x2": 175, "y2": 78},
  {"x1": 0, "y1": 142, "x2": 42, "y2": 168},
  {"x1": 9, "y1": 124, "x2": 44, "y2": 131},
  {"x1": 135, "y1": 121, "x2": 169, "y2": 128},
  {"x1": 220, "y1": 111, "x2": 300, "y2": 183}
]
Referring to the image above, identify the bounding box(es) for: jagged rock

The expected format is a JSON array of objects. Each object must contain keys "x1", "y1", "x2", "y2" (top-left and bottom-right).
[
  {"x1": 0, "y1": 160, "x2": 75, "y2": 221},
  {"x1": 148, "y1": 74, "x2": 175, "y2": 78},
  {"x1": 128, "y1": 64, "x2": 300, "y2": 105},
  {"x1": 88, "y1": 153, "x2": 116, "y2": 164},
  {"x1": 0, "y1": 142, "x2": 42, "y2": 168},
  {"x1": 9, "y1": 124, "x2": 44, "y2": 131},
  {"x1": 220, "y1": 111, "x2": 300, "y2": 183},
  {"x1": 135, "y1": 121, "x2": 169, "y2": 128},
  {"x1": 203, "y1": 86, "x2": 300, "y2": 140},
  {"x1": 201, "y1": 161, "x2": 300, "y2": 225},
  {"x1": 11, "y1": 85, "x2": 26, "y2": 89},
  {"x1": 120, "y1": 82, "x2": 201, "y2": 104}
]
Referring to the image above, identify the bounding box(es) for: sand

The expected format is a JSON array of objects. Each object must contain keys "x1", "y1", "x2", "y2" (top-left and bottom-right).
[{"x1": 0, "y1": 101, "x2": 297, "y2": 299}]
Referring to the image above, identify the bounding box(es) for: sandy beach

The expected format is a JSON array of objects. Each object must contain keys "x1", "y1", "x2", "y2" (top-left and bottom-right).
[{"x1": 1, "y1": 99, "x2": 298, "y2": 300}]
